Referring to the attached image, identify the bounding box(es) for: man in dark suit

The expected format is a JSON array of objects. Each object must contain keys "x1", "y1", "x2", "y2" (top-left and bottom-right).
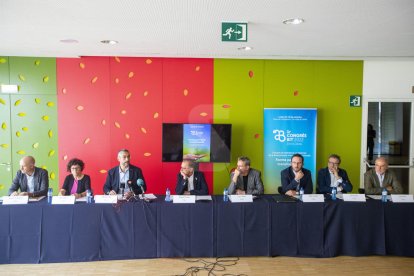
[
  {"x1": 228, "y1": 156, "x2": 264, "y2": 195},
  {"x1": 175, "y1": 159, "x2": 209, "y2": 195},
  {"x1": 364, "y1": 156, "x2": 403, "y2": 194},
  {"x1": 281, "y1": 153, "x2": 313, "y2": 196},
  {"x1": 9, "y1": 156, "x2": 49, "y2": 197},
  {"x1": 317, "y1": 154, "x2": 353, "y2": 194},
  {"x1": 103, "y1": 149, "x2": 146, "y2": 198}
]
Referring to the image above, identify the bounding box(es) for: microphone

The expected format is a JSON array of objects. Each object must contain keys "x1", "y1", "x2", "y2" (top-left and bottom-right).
[
  {"x1": 137, "y1": 178, "x2": 150, "y2": 202},
  {"x1": 120, "y1": 182, "x2": 125, "y2": 198},
  {"x1": 137, "y1": 178, "x2": 145, "y2": 194}
]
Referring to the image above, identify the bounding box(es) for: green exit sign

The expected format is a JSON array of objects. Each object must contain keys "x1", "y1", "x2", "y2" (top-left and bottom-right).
[
  {"x1": 222, "y1": 22, "x2": 248, "y2": 42},
  {"x1": 350, "y1": 95, "x2": 361, "y2": 107}
]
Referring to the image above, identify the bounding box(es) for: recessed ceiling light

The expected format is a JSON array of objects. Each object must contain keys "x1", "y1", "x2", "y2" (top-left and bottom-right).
[
  {"x1": 283, "y1": 18, "x2": 305, "y2": 25},
  {"x1": 60, "y1": 39, "x2": 79, "y2": 43},
  {"x1": 238, "y1": 46, "x2": 253, "y2": 51},
  {"x1": 101, "y1": 40, "x2": 118, "y2": 45}
]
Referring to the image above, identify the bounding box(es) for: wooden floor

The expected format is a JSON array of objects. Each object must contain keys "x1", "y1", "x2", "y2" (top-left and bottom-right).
[{"x1": 0, "y1": 256, "x2": 413, "y2": 275}]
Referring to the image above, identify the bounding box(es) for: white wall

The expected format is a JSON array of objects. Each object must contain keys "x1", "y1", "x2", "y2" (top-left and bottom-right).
[
  {"x1": 363, "y1": 60, "x2": 414, "y2": 99},
  {"x1": 361, "y1": 60, "x2": 414, "y2": 193}
]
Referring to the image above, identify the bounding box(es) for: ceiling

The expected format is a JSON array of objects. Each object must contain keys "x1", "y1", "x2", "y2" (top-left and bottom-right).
[{"x1": 1, "y1": 0, "x2": 414, "y2": 60}]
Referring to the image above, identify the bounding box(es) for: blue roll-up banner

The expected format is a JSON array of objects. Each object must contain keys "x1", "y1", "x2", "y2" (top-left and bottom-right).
[{"x1": 263, "y1": 108, "x2": 317, "y2": 194}]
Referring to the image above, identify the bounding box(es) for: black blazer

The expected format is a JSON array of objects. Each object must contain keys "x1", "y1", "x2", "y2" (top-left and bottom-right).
[
  {"x1": 175, "y1": 171, "x2": 209, "y2": 195},
  {"x1": 280, "y1": 166, "x2": 313, "y2": 194},
  {"x1": 103, "y1": 164, "x2": 146, "y2": 195},
  {"x1": 62, "y1": 174, "x2": 91, "y2": 195},
  {"x1": 9, "y1": 167, "x2": 49, "y2": 197}
]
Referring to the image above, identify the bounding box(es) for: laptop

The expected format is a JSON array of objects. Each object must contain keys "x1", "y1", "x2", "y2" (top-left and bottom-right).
[{"x1": 273, "y1": 194, "x2": 298, "y2": 203}]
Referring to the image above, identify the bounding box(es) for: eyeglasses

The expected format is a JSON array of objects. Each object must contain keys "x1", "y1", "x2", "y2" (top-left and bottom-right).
[
  {"x1": 181, "y1": 167, "x2": 190, "y2": 170},
  {"x1": 328, "y1": 162, "x2": 340, "y2": 165},
  {"x1": 71, "y1": 166, "x2": 81, "y2": 170}
]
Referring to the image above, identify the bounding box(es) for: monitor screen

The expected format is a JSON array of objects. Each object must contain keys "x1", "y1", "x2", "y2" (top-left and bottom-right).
[{"x1": 162, "y1": 123, "x2": 231, "y2": 163}]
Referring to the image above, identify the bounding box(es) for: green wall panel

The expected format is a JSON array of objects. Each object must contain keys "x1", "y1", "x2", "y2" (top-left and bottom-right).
[
  {"x1": 213, "y1": 59, "x2": 264, "y2": 194},
  {"x1": 263, "y1": 60, "x2": 363, "y2": 192},
  {"x1": 10, "y1": 94, "x2": 59, "y2": 193},
  {"x1": 9, "y1": 57, "x2": 56, "y2": 95},
  {"x1": 0, "y1": 57, "x2": 9, "y2": 85},
  {"x1": 0, "y1": 94, "x2": 12, "y2": 196}
]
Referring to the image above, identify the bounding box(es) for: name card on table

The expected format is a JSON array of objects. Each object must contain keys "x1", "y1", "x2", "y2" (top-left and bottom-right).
[
  {"x1": 52, "y1": 195, "x2": 75, "y2": 205},
  {"x1": 391, "y1": 194, "x2": 414, "y2": 203},
  {"x1": 301, "y1": 194, "x2": 324, "y2": 203},
  {"x1": 2, "y1": 196, "x2": 29, "y2": 205},
  {"x1": 229, "y1": 195, "x2": 253, "y2": 203},
  {"x1": 94, "y1": 195, "x2": 117, "y2": 204},
  {"x1": 173, "y1": 195, "x2": 196, "y2": 203},
  {"x1": 343, "y1": 194, "x2": 366, "y2": 202}
]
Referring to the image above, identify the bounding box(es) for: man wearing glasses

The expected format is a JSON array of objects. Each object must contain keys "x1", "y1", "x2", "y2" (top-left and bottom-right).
[
  {"x1": 228, "y1": 156, "x2": 264, "y2": 195},
  {"x1": 281, "y1": 153, "x2": 313, "y2": 196},
  {"x1": 175, "y1": 159, "x2": 209, "y2": 195},
  {"x1": 317, "y1": 154, "x2": 353, "y2": 194}
]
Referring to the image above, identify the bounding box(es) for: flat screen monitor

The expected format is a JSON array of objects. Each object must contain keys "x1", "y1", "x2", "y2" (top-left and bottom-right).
[{"x1": 162, "y1": 123, "x2": 231, "y2": 163}]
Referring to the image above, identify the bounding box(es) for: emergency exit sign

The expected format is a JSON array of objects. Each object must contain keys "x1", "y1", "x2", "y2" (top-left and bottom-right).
[
  {"x1": 350, "y1": 96, "x2": 361, "y2": 107},
  {"x1": 222, "y1": 22, "x2": 248, "y2": 42}
]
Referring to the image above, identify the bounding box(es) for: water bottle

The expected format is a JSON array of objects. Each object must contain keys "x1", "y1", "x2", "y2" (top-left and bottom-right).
[
  {"x1": 299, "y1": 187, "x2": 304, "y2": 201},
  {"x1": 165, "y1": 187, "x2": 171, "y2": 202},
  {"x1": 223, "y1": 188, "x2": 229, "y2": 202},
  {"x1": 381, "y1": 188, "x2": 387, "y2": 203},
  {"x1": 331, "y1": 187, "x2": 337, "y2": 201},
  {"x1": 86, "y1": 189, "x2": 92, "y2": 204},
  {"x1": 47, "y1": 188, "x2": 53, "y2": 204}
]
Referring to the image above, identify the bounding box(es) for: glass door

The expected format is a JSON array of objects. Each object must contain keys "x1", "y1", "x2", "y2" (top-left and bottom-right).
[{"x1": 364, "y1": 101, "x2": 414, "y2": 193}]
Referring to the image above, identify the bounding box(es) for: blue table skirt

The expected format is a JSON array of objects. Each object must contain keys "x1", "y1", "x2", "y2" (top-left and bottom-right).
[{"x1": 0, "y1": 195, "x2": 413, "y2": 264}]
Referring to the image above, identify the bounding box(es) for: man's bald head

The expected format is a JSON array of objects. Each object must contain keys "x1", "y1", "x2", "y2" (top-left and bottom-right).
[{"x1": 20, "y1": 156, "x2": 35, "y2": 175}]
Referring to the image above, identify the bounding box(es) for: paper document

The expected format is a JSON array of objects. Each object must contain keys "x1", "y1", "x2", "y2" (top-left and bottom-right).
[
  {"x1": 29, "y1": 196, "x2": 45, "y2": 202},
  {"x1": 367, "y1": 195, "x2": 391, "y2": 201},
  {"x1": 196, "y1": 195, "x2": 212, "y2": 201},
  {"x1": 76, "y1": 196, "x2": 87, "y2": 202},
  {"x1": 143, "y1": 193, "x2": 157, "y2": 199}
]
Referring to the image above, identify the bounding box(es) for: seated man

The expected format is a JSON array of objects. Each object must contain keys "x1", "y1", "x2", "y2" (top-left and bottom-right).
[
  {"x1": 103, "y1": 149, "x2": 146, "y2": 198},
  {"x1": 364, "y1": 156, "x2": 403, "y2": 194},
  {"x1": 281, "y1": 153, "x2": 313, "y2": 196},
  {"x1": 317, "y1": 154, "x2": 353, "y2": 194},
  {"x1": 228, "y1": 156, "x2": 264, "y2": 195},
  {"x1": 175, "y1": 159, "x2": 209, "y2": 195},
  {"x1": 9, "y1": 156, "x2": 49, "y2": 197}
]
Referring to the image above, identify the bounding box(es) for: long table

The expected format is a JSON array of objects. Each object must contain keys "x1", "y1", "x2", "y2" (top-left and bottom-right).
[{"x1": 0, "y1": 195, "x2": 413, "y2": 263}]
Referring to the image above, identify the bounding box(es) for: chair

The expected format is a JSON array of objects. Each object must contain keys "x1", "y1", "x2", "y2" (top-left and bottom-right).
[{"x1": 358, "y1": 188, "x2": 365, "y2": 194}]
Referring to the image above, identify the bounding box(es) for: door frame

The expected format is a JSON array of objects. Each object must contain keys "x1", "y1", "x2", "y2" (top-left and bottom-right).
[{"x1": 360, "y1": 99, "x2": 414, "y2": 193}]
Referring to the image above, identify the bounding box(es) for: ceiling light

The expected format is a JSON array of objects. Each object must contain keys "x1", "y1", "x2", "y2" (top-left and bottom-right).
[
  {"x1": 238, "y1": 46, "x2": 253, "y2": 51},
  {"x1": 101, "y1": 40, "x2": 118, "y2": 45},
  {"x1": 283, "y1": 18, "x2": 305, "y2": 25}
]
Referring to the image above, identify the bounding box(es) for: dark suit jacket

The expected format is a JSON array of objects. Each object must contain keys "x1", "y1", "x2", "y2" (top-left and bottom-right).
[
  {"x1": 364, "y1": 168, "x2": 403, "y2": 195},
  {"x1": 228, "y1": 168, "x2": 264, "y2": 195},
  {"x1": 62, "y1": 174, "x2": 91, "y2": 195},
  {"x1": 175, "y1": 171, "x2": 209, "y2": 195},
  {"x1": 103, "y1": 164, "x2": 146, "y2": 195},
  {"x1": 280, "y1": 167, "x2": 313, "y2": 194},
  {"x1": 317, "y1": 167, "x2": 353, "y2": 194},
  {"x1": 8, "y1": 167, "x2": 49, "y2": 197}
]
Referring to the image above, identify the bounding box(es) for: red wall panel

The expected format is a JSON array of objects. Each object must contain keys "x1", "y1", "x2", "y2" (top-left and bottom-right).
[
  {"x1": 108, "y1": 57, "x2": 163, "y2": 193},
  {"x1": 57, "y1": 57, "x2": 111, "y2": 194},
  {"x1": 57, "y1": 57, "x2": 214, "y2": 195},
  {"x1": 161, "y1": 58, "x2": 214, "y2": 194}
]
